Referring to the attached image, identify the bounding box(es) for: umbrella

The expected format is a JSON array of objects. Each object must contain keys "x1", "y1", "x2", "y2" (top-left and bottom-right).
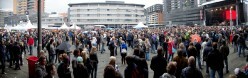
[
  {"x1": 191, "y1": 34, "x2": 201, "y2": 43},
  {"x1": 56, "y1": 42, "x2": 71, "y2": 51}
]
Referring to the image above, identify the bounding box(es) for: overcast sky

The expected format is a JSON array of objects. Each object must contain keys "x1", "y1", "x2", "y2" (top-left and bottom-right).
[{"x1": 0, "y1": 0, "x2": 163, "y2": 13}]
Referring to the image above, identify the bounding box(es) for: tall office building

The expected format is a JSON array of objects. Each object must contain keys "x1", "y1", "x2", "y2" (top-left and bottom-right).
[
  {"x1": 13, "y1": 0, "x2": 45, "y2": 15},
  {"x1": 68, "y1": 1, "x2": 145, "y2": 28},
  {"x1": 145, "y1": 4, "x2": 164, "y2": 26},
  {"x1": 164, "y1": 0, "x2": 202, "y2": 26}
]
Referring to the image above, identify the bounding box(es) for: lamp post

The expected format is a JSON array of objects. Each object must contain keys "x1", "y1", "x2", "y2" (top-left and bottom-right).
[{"x1": 37, "y1": 0, "x2": 42, "y2": 57}]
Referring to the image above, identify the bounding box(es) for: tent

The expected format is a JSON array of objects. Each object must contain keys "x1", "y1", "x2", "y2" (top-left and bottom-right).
[
  {"x1": 26, "y1": 20, "x2": 37, "y2": 29},
  {"x1": 69, "y1": 24, "x2": 81, "y2": 30},
  {"x1": 133, "y1": 22, "x2": 148, "y2": 28},
  {"x1": 58, "y1": 23, "x2": 69, "y2": 30},
  {"x1": 11, "y1": 24, "x2": 27, "y2": 30}
]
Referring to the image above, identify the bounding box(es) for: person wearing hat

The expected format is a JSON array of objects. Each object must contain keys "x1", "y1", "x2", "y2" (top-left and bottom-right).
[{"x1": 73, "y1": 57, "x2": 89, "y2": 78}]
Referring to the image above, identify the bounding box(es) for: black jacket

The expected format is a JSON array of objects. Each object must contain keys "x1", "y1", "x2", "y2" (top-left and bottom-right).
[
  {"x1": 181, "y1": 66, "x2": 203, "y2": 78},
  {"x1": 150, "y1": 55, "x2": 167, "y2": 78},
  {"x1": 207, "y1": 48, "x2": 224, "y2": 70}
]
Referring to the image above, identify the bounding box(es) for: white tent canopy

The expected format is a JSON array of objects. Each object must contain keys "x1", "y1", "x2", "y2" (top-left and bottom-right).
[
  {"x1": 26, "y1": 20, "x2": 37, "y2": 29},
  {"x1": 69, "y1": 24, "x2": 81, "y2": 30},
  {"x1": 11, "y1": 24, "x2": 27, "y2": 30},
  {"x1": 133, "y1": 22, "x2": 148, "y2": 28},
  {"x1": 58, "y1": 23, "x2": 69, "y2": 30}
]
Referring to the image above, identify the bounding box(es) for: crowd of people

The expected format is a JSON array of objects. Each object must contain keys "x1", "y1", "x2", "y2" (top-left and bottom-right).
[{"x1": 0, "y1": 26, "x2": 248, "y2": 78}]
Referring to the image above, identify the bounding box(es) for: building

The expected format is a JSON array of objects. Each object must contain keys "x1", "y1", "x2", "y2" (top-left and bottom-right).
[
  {"x1": 145, "y1": 4, "x2": 164, "y2": 27},
  {"x1": 0, "y1": 10, "x2": 13, "y2": 27},
  {"x1": 13, "y1": 0, "x2": 45, "y2": 15},
  {"x1": 164, "y1": 0, "x2": 202, "y2": 26},
  {"x1": 68, "y1": 1, "x2": 145, "y2": 28},
  {"x1": 42, "y1": 13, "x2": 67, "y2": 27},
  {"x1": 199, "y1": 0, "x2": 248, "y2": 26}
]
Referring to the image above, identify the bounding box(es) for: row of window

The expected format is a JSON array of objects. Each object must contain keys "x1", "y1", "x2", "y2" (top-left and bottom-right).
[
  {"x1": 70, "y1": 14, "x2": 143, "y2": 17},
  {"x1": 71, "y1": 19, "x2": 140, "y2": 22},
  {"x1": 71, "y1": 4, "x2": 143, "y2": 8},
  {"x1": 70, "y1": 9, "x2": 143, "y2": 13}
]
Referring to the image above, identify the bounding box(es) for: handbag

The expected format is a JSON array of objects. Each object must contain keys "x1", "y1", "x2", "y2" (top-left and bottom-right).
[{"x1": 121, "y1": 49, "x2": 127, "y2": 53}]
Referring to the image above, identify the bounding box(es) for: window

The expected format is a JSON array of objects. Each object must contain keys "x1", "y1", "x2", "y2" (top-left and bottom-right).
[
  {"x1": 107, "y1": 19, "x2": 112, "y2": 21},
  {"x1": 107, "y1": 9, "x2": 110, "y2": 11}
]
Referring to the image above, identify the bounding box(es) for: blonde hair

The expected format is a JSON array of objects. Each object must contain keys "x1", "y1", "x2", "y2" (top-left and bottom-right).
[
  {"x1": 81, "y1": 51, "x2": 88, "y2": 63},
  {"x1": 179, "y1": 43, "x2": 185, "y2": 49},
  {"x1": 90, "y1": 46, "x2": 97, "y2": 55},
  {"x1": 109, "y1": 56, "x2": 116, "y2": 65}
]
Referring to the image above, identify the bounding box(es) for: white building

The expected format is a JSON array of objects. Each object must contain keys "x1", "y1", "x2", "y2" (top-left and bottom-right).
[
  {"x1": 42, "y1": 13, "x2": 65, "y2": 27},
  {"x1": 68, "y1": 1, "x2": 145, "y2": 28}
]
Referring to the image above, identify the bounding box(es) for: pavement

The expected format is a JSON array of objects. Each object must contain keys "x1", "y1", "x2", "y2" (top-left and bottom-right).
[{"x1": 0, "y1": 44, "x2": 247, "y2": 78}]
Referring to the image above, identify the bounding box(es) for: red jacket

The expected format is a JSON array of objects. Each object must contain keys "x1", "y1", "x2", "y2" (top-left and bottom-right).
[{"x1": 28, "y1": 37, "x2": 34, "y2": 46}]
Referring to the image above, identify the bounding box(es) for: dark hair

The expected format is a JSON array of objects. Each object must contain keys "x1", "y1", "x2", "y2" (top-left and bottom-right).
[
  {"x1": 157, "y1": 47, "x2": 163, "y2": 55},
  {"x1": 167, "y1": 62, "x2": 177, "y2": 75},
  {"x1": 73, "y1": 49, "x2": 80, "y2": 56},
  {"x1": 104, "y1": 65, "x2": 116, "y2": 78},
  {"x1": 177, "y1": 49, "x2": 183, "y2": 57},
  {"x1": 133, "y1": 48, "x2": 140, "y2": 56},
  {"x1": 126, "y1": 56, "x2": 134, "y2": 65},
  {"x1": 46, "y1": 63, "x2": 55, "y2": 76}
]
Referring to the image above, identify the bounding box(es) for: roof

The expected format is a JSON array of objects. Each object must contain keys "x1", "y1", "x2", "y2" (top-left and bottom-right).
[{"x1": 68, "y1": 2, "x2": 145, "y2": 7}]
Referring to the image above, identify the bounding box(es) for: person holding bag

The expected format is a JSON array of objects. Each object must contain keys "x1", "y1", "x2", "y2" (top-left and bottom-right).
[{"x1": 121, "y1": 41, "x2": 127, "y2": 64}]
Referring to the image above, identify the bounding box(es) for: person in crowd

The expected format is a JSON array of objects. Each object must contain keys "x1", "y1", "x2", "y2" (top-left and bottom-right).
[
  {"x1": 104, "y1": 65, "x2": 122, "y2": 78},
  {"x1": 173, "y1": 49, "x2": 188, "y2": 78},
  {"x1": 201, "y1": 39, "x2": 208, "y2": 65},
  {"x1": 72, "y1": 49, "x2": 81, "y2": 78},
  {"x1": 160, "y1": 62, "x2": 177, "y2": 78},
  {"x1": 27, "y1": 35, "x2": 34, "y2": 55},
  {"x1": 35, "y1": 56, "x2": 48, "y2": 78},
  {"x1": 144, "y1": 38, "x2": 151, "y2": 61},
  {"x1": 49, "y1": 39, "x2": 56, "y2": 63},
  {"x1": 57, "y1": 55, "x2": 71, "y2": 78},
  {"x1": 150, "y1": 47, "x2": 167, "y2": 78},
  {"x1": 181, "y1": 56, "x2": 203, "y2": 78},
  {"x1": 81, "y1": 51, "x2": 93, "y2": 75},
  {"x1": 90, "y1": 46, "x2": 99, "y2": 78},
  {"x1": 167, "y1": 37, "x2": 174, "y2": 61},
  {"x1": 234, "y1": 68, "x2": 248, "y2": 78},
  {"x1": 179, "y1": 42, "x2": 187, "y2": 57},
  {"x1": 0, "y1": 41, "x2": 6, "y2": 74},
  {"x1": 136, "y1": 53, "x2": 148, "y2": 78},
  {"x1": 187, "y1": 42, "x2": 197, "y2": 59},
  {"x1": 237, "y1": 33, "x2": 246, "y2": 57},
  {"x1": 109, "y1": 37, "x2": 117, "y2": 56},
  {"x1": 13, "y1": 42, "x2": 21, "y2": 70},
  {"x1": 194, "y1": 40, "x2": 202, "y2": 69},
  {"x1": 203, "y1": 41, "x2": 212, "y2": 73},
  {"x1": 207, "y1": 42, "x2": 224, "y2": 78},
  {"x1": 100, "y1": 33, "x2": 106, "y2": 54},
  {"x1": 74, "y1": 57, "x2": 89, "y2": 78},
  {"x1": 91, "y1": 37, "x2": 97, "y2": 47},
  {"x1": 120, "y1": 41, "x2": 127, "y2": 64},
  {"x1": 219, "y1": 41, "x2": 230, "y2": 73},
  {"x1": 163, "y1": 39, "x2": 169, "y2": 59},
  {"x1": 7, "y1": 40, "x2": 14, "y2": 68},
  {"x1": 124, "y1": 56, "x2": 141, "y2": 78},
  {"x1": 45, "y1": 63, "x2": 56, "y2": 78}
]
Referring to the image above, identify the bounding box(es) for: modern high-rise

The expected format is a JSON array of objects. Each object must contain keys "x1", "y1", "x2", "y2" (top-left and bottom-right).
[
  {"x1": 68, "y1": 1, "x2": 145, "y2": 28},
  {"x1": 13, "y1": 0, "x2": 45, "y2": 15},
  {"x1": 145, "y1": 4, "x2": 164, "y2": 26},
  {"x1": 164, "y1": 0, "x2": 202, "y2": 26}
]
